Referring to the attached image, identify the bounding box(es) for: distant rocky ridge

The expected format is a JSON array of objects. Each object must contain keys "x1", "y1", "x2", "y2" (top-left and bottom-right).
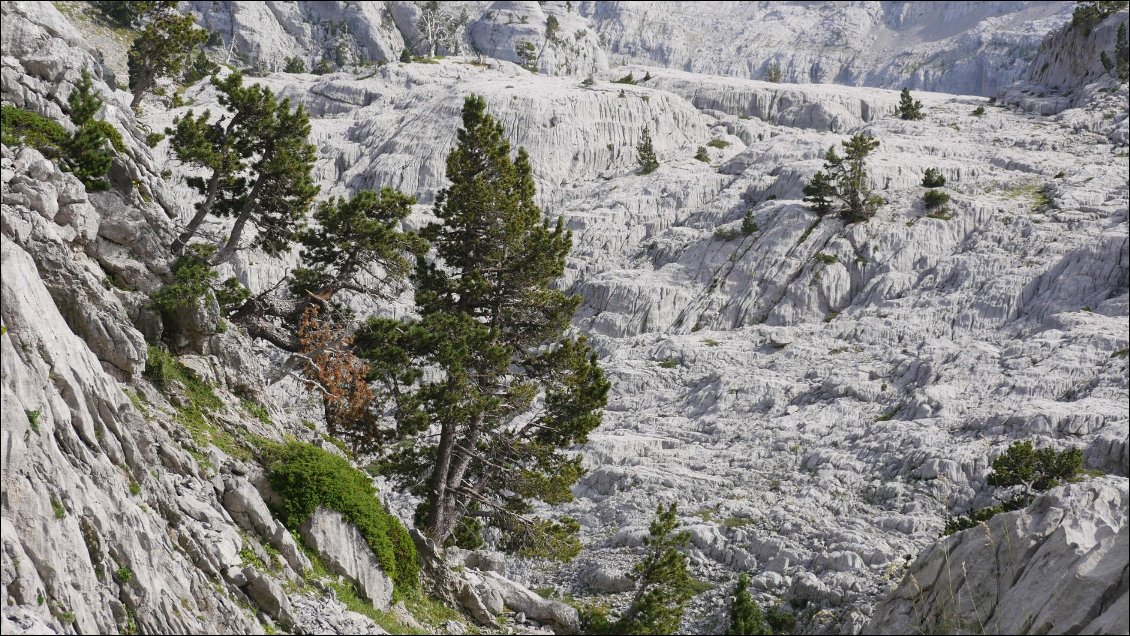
[{"x1": 189, "y1": 1, "x2": 1075, "y2": 96}]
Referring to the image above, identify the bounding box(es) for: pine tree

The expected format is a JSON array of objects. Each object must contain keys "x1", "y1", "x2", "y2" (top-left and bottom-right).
[
  {"x1": 93, "y1": 0, "x2": 176, "y2": 28},
  {"x1": 62, "y1": 70, "x2": 117, "y2": 191},
  {"x1": 802, "y1": 169, "x2": 836, "y2": 215},
  {"x1": 987, "y1": 441, "x2": 1083, "y2": 506},
  {"x1": 400, "y1": 48, "x2": 413, "y2": 63},
  {"x1": 615, "y1": 503, "x2": 697, "y2": 635},
  {"x1": 896, "y1": 87, "x2": 924, "y2": 120},
  {"x1": 128, "y1": 10, "x2": 208, "y2": 108},
  {"x1": 765, "y1": 62, "x2": 782, "y2": 83},
  {"x1": 356, "y1": 95, "x2": 610, "y2": 552},
  {"x1": 637, "y1": 126, "x2": 659, "y2": 174},
  {"x1": 921, "y1": 167, "x2": 946, "y2": 188},
  {"x1": 825, "y1": 134, "x2": 882, "y2": 223},
  {"x1": 728, "y1": 574, "x2": 770, "y2": 635},
  {"x1": 166, "y1": 72, "x2": 319, "y2": 264}
]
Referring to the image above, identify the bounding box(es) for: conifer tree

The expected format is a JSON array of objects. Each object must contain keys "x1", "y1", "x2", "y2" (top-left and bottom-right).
[
  {"x1": 802, "y1": 169, "x2": 836, "y2": 215},
  {"x1": 921, "y1": 167, "x2": 946, "y2": 188},
  {"x1": 637, "y1": 125, "x2": 659, "y2": 174},
  {"x1": 824, "y1": 134, "x2": 882, "y2": 223},
  {"x1": 896, "y1": 87, "x2": 925, "y2": 120},
  {"x1": 166, "y1": 72, "x2": 319, "y2": 263},
  {"x1": 62, "y1": 70, "x2": 117, "y2": 191},
  {"x1": 728, "y1": 573, "x2": 771, "y2": 635},
  {"x1": 615, "y1": 503, "x2": 696, "y2": 635},
  {"x1": 128, "y1": 9, "x2": 208, "y2": 108},
  {"x1": 356, "y1": 95, "x2": 609, "y2": 553},
  {"x1": 93, "y1": 0, "x2": 176, "y2": 28}
]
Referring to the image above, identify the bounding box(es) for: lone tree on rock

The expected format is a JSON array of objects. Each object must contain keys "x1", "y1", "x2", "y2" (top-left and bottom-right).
[
  {"x1": 896, "y1": 87, "x2": 925, "y2": 120},
  {"x1": 166, "y1": 72, "x2": 318, "y2": 264},
  {"x1": 128, "y1": 7, "x2": 208, "y2": 109},
  {"x1": 637, "y1": 125, "x2": 659, "y2": 174},
  {"x1": 804, "y1": 134, "x2": 883, "y2": 223},
  {"x1": 357, "y1": 95, "x2": 609, "y2": 555}
]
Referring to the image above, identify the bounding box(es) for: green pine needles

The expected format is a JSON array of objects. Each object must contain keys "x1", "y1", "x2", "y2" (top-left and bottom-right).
[
  {"x1": 896, "y1": 88, "x2": 925, "y2": 120},
  {"x1": 803, "y1": 134, "x2": 883, "y2": 222},
  {"x1": 611, "y1": 503, "x2": 697, "y2": 635},
  {"x1": 166, "y1": 72, "x2": 319, "y2": 263},
  {"x1": 637, "y1": 126, "x2": 659, "y2": 174},
  {"x1": 356, "y1": 95, "x2": 609, "y2": 554},
  {"x1": 128, "y1": 4, "x2": 208, "y2": 108},
  {"x1": 62, "y1": 70, "x2": 122, "y2": 191}
]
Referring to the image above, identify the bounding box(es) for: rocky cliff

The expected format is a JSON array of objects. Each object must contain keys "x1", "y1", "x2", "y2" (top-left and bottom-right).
[{"x1": 2, "y1": 1, "x2": 1128, "y2": 635}]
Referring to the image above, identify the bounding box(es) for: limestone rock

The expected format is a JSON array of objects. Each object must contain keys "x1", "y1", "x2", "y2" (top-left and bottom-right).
[
  {"x1": 300, "y1": 508, "x2": 394, "y2": 611},
  {"x1": 868, "y1": 479, "x2": 1130, "y2": 635}
]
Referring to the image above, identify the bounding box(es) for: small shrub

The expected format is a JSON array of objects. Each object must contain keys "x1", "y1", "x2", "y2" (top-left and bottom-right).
[
  {"x1": 815, "y1": 253, "x2": 838, "y2": 264},
  {"x1": 51, "y1": 497, "x2": 67, "y2": 519},
  {"x1": 613, "y1": 71, "x2": 637, "y2": 85},
  {"x1": 921, "y1": 168, "x2": 946, "y2": 188},
  {"x1": 706, "y1": 139, "x2": 730, "y2": 149},
  {"x1": 714, "y1": 227, "x2": 740, "y2": 241},
  {"x1": 1, "y1": 104, "x2": 69, "y2": 158},
  {"x1": 284, "y1": 56, "x2": 307, "y2": 73},
  {"x1": 987, "y1": 440, "x2": 1083, "y2": 505},
  {"x1": 971, "y1": 105, "x2": 986, "y2": 116},
  {"x1": 26, "y1": 409, "x2": 41, "y2": 433},
  {"x1": 741, "y1": 211, "x2": 759, "y2": 235},
  {"x1": 581, "y1": 74, "x2": 595, "y2": 87},
  {"x1": 149, "y1": 244, "x2": 218, "y2": 313},
  {"x1": 694, "y1": 146, "x2": 710, "y2": 162},
  {"x1": 922, "y1": 189, "x2": 950, "y2": 209},
  {"x1": 241, "y1": 399, "x2": 271, "y2": 425},
  {"x1": 129, "y1": 480, "x2": 142, "y2": 496},
  {"x1": 658, "y1": 358, "x2": 679, "y2": 368},
  {"x1": 264, "y1": 441, "x2": 419, "y2": 595},
  {"x1": 115, "y1": 565, "x2": 134, "y2": 584},
  {"x1": 145, "y1": 132, "x2": 165, "y2": 148}
]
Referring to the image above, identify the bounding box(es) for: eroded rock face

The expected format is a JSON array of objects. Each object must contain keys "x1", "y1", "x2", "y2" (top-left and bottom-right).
[
  {"x1": 300, "y1": 508, "x2": 394, "y2": 611},
  {"x1": 868, "y1": 479, "x2": 1130, "y2": 635},
  {"x1": 578, "y1": 1, "x2": 1074, "y2": 96}
]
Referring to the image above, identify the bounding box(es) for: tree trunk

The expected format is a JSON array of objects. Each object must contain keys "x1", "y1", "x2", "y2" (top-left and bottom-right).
[
  {"x1": 212, "y1": 209, "x2": 253, "y2": 264},
  {"x1": 425, "y1": 418, "x2": 457, "y2": 543},
  {"x1": 171, "y1": 171, "x2": 222, "y2": 255},
  {"x1": 130, "y1": 67, "x2": 154, "y2": 110}
]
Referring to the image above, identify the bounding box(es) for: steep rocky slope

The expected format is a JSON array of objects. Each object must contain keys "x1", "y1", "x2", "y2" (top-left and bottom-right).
[{"x1": 2, "y1": 1, "x2": 1128, "y2": 635}]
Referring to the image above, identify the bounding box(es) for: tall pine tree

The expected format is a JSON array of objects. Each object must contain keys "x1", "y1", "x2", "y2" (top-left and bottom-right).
[
  {"x1": 166, "y1": 72, "x2": 318, "y2": 264},
  {"x1": 357, "y1": 95, "x2": 609, "y2": 553}
]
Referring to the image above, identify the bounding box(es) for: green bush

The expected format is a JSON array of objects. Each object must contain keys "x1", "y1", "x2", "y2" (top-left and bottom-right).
[
  {"x1": 694, "y1": 146, "x2": 710, "y2": 162},
  {"x1": 613, "y1": 72, "x2": 637, "y2": 85},
  {"x1": 284, "y1": 56, "x2": 307, "y2": 73},
  {"x1": 987, "y1": 440, "x2": 1083, "y2": 505},
  {"x1": 1, "y1": 104, "x2": 69, "y2": 158},
  {"x1": 922, "y1": 189, "x2": 950, "y2": 209},
  {"x1": 264, "y1": 441, "x2": 419, "y2": 595},
  {"x1": 921, "y1": 168, "x2": 946, "y2": 188},
  {"x1": 150, "y1": 244, "x2": 218, "y2": 313},
  {"x1": 971, "y1": 105, "x2": 986, "y2": 116},
  {"x1": 706, "y1": 139, "x2": 730, "y2": 149}
]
